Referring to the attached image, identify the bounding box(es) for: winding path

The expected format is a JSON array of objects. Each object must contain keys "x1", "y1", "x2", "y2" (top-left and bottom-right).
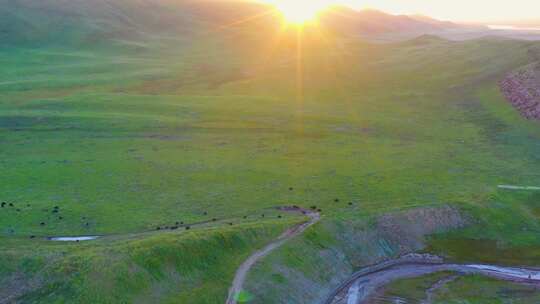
[
  {"x1": 226, "y1": 208, "x2": 320, "y2": 304},
  {"x1": 326, "y1": 255, "x2": 540, "y2": 304}
]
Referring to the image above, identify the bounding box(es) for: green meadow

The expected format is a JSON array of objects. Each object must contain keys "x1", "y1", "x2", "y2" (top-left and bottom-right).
[{"x1": 2, "y1": 8, "x2": 540, "y2": 302}]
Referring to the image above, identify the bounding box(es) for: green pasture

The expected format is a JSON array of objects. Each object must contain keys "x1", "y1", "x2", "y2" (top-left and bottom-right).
[{"x1": 2, "y1": 26, "x2": 540, "y2": 302}]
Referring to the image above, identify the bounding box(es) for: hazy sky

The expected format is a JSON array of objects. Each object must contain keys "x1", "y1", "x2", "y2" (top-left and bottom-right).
[
  {"x1": 260, "y1": 0, "x2": 540, "y2": 23},
  {"x1": 356, "y1": 0, "x2": 540, "y2": 23}
]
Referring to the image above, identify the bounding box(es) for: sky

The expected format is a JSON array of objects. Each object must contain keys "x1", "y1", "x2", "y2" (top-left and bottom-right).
[{"x1": 260, "y1": 0, "x2": 540, "y2": 24}]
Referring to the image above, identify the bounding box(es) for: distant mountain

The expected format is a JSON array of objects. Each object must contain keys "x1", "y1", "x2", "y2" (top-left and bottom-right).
[
  {"x1": 320, "y1": 8, "x2": 485, "y2": 39},
  {"x1": 407, "y1": 14, "x2": 461, "y2": 28},
  {"x1": 0, "y1": 0, "x2": 275, "y2": 47},
  {"x1": 0, "y1": 1, "x2": 488, "y2": 47}
]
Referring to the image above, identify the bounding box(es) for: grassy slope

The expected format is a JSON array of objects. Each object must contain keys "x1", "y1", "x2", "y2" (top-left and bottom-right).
[
  {"x1": 0, "y1": 220, "x2": 294, "y2": 303},
  {"x1": 3, "y1": 37, "x2": 539, "y2": 237},
  {"x1": 373, "y1": 273, "x2": 540, "y2": 303},
  {"x1": 432, "y1": 275, "x2": 540, "y2": 303},
  {"x1": 2, "y1": 5, "x2": 540, "y2": 302},
  {"x1": 237, "y1": 38, "x2": 540, "y2": 302}
]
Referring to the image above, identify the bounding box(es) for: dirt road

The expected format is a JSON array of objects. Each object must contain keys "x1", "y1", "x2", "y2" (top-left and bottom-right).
[{"x1": 226, "y1": 208, "x2": 320, "y2": 304}]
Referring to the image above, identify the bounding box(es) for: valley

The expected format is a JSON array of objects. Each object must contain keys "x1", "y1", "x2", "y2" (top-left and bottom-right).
[{"x1": 2, "y1": 1, "x2": 540, "y2": 303}]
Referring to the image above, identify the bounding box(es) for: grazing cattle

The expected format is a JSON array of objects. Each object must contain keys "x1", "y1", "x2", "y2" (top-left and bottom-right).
[
  {"x1": 170, "y1": 226, "x2": 178, "y2": 230},
  {"x1": 85, "y1": 222, "x2": 89, "y2": 226},
  {"x1": 261, "y1": 214, "x2": 265, "y2": 218},
  {"x1": 59, "y1": 216, "x2": 63, "y2": 220},
  {"x1": 16, "y1": 209, "x2": 20, "y2": 212},
  {"x1": 52, "y1": 209, "x2": 58, "y2": 213},
  {"x1": 1, "y1": 202, "x2": 5, "y2": 207},
  {"x1": 243, "y1": 216, "x2": 247, "y2": 219},
  {"x1": 8, "y1": 203, "x2": 13, "y2": 207},
  {"x1": 185, "y1": 226, "x2": 191, "y2": 230},
  {"x1": 278, "y1": 215, "x2": 282, "y2": 218},
  {"x1": 203, "y1": 212, "x2": 208, "y2": 215},
  {"x1": 310, "y1": 206, "x2": 317, "y2": 210},
  {"x1": 156, "y1": 226, "x2": 161, "y2": 230},
  {"x1": 40, "y1": 222, "x2": 45, "y2": 226},
  {"x1": 212, "y1": 218, "x2": 217, "y2": 222},
  {"x1": 175, "y1": 221, "x2": 180, "y2": 225},
  {"x1": 289, "y1": 187, "x2": 294, "y2": 191},
  {"x1": 317, "y1": 209, "x2": 322, "y2": 212},
  {"x1": 30, "y1": 235, "x2": 35, "y2": 239},
  {"x1": 334, "y1": 199, "x2": 339, "y2": 202},
  {"x1": 348, "y1": 202, "x2": 353, "y2": 206}
]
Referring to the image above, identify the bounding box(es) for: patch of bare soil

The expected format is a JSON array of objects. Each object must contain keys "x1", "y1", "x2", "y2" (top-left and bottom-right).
[
  {"x1": 376, "y1": 205, "x2": 467, "y2": 252},
  {"x1": 422, "y1": 274, "x2": 460, "y2": 304},
  {"x1": 500, "y1": 63, "x2": 540, "y2": 119},
  {"x1": 0, "y1": 272, "x2": 43, "y2": 304}
]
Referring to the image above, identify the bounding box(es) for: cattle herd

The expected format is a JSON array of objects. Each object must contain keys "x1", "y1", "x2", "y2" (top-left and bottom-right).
[{"x1": 2, "y1": 188, "x2": 357, "y2": 239}]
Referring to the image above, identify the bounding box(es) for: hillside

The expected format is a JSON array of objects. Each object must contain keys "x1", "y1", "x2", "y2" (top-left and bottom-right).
[
  {"x1": 321, "y1": 8, "x2": 476, "y2": 36},
  {"x1": 0, "y1": 0, "x2": 276, "y2": 47},
  {"x1": 2, "y1": 1, "x2": 540, "y2": 303},
  {"x1": 0, "y1": 0, "x2": 483, "y2": 47}
]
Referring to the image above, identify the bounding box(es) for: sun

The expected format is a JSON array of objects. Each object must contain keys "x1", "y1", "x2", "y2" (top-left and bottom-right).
[{"x1": 267, "y1": 0, "x2": 333, "y2": 24}]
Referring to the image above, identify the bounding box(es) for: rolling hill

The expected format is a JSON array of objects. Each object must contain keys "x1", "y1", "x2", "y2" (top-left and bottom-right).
[
  {"x1": 0, "y1": 0, "x2": 486, "y2": 47},
  {"x1": 2, "y1": 1, "x2": 540, "y2": 303}
]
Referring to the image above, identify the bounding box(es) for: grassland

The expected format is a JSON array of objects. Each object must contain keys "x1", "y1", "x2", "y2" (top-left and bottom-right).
[
  {"x1": 373, "y1": 273, "x2": 540, "y2": 303},
  {"x1": 2, "y1": 7, "x2": 540, "y2": 302}
]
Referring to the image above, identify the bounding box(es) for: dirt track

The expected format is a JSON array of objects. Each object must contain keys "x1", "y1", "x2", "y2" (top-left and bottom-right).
[
  {"x1": 326, "y1": 255, "x2": 540, "y2": 304},
  {"x1": 226, "y1": 207, "x2": 320, "y2": 304}
]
